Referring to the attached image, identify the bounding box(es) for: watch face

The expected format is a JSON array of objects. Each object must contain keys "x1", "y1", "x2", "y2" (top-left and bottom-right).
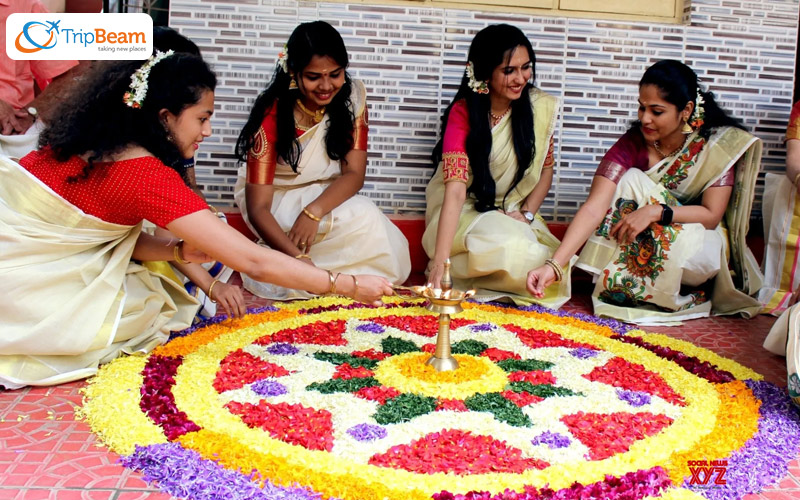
[{"x1": 524, "y1": 211, "x2": 534, "y2": 222}]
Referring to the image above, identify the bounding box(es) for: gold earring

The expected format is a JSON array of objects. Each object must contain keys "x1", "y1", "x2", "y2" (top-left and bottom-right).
[
  {"x1": 289, "y1": 76, "x2": 298, "y2": 90},
  {"x1": 682, "y1": 120, "x2": 693, "y2": 134}
]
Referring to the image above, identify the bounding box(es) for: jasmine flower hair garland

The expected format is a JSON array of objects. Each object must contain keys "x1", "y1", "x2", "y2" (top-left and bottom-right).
[{"x1": 123, "y1": 50, "x2": 175, "y2": 109}]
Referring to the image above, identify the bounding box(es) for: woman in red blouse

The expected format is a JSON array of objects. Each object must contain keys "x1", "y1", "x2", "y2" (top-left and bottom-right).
[
  {"x1": 528, "y1": 60, "x2": 763, "y2": 324},
  {"x1": 0, "y1": 53, "x2": 393, "y2": 389},
  {"x1": 422, "y1": 24, "x2": 568, "y2": 307},
  {"x1": 234, "y1": 21, "x2": 410, "y2": 300}
]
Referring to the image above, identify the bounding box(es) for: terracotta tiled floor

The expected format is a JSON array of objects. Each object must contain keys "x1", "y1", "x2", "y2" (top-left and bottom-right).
[{"x1": 1, "y1": 274, "x2": 798, "y2": 500}]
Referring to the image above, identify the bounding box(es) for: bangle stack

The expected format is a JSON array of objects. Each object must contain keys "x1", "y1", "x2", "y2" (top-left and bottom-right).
[
  {"x1": 302, "y1": 207, "x2": 322, "y2": 222},
  {"x1": 793, "y1": 172, "x2": 800, "y2": 187},
  {"x1": 207, "y1": 279, "x2": 220, "y2": 302},
  {"x1": 173, "y1": 240, "x2": 189, "y2": 264},
  {"x1": 326, "y1": 270, "x2": 340, "y2": 294},
  {"x1": 544, "y1": 258, "x2": 564, "y2": 283}
]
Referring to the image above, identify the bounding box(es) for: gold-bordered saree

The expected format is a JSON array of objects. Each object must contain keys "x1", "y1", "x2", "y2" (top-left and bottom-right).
[
  {"x1": 0, "y1": 156, "x2": 198, "y2": 389},
  {"x1": 422, "y1": 87, "x2": 571, "y2": 307},
  {"x1": 577, "y1": 127, "x2": 763, "y2": 324}
]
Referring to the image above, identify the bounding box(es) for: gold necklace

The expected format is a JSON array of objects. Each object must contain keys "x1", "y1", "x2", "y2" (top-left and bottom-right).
[
  {"x1": 296, "y1": 99, "x2": 326, "y2": 124},
  {"x1": 490, "y1": 107, "x2": 510, "y2": 126},
  {"x1": 653, "y1": 135, "x2": 689, "y2": 159}
]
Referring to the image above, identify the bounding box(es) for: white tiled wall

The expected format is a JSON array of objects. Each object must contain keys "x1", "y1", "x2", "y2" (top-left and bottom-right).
[{"x1": 169, "y1": 0, "x2": 799, "y2": 222}]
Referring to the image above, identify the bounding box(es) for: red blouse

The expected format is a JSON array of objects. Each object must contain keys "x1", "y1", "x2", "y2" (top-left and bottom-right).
[
  {"x1": 20, "y1": 149, "x2": 208, "y2": 228},
  {"x1": 441, "y1": 99, "x2": 555, "y2": 183},
  {"x1": 246, "y1": 101, "x2": 369, "y2": 185}
]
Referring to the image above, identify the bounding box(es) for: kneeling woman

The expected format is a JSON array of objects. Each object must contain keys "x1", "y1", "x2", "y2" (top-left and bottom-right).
[
  {"x1": 235, "y1": 21, "x2": 411, "y2": 299},
  {"x1": 423, "y1": 24, "x2": 569, "y2": 307},
  {"x1": 0, "y1": 53, "x2": 392, "y2": 389},
  {"x1": 528, "y1": 60, "x2": 763, "y2": 323}
]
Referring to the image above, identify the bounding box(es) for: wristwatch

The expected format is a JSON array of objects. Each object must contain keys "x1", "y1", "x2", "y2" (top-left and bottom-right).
[
  {"x1": 26, "y1": 106, "x2": 38, "y2": 122},
  {"x1": 522, "y1": 210, "x2": 534, "y2": 222}
]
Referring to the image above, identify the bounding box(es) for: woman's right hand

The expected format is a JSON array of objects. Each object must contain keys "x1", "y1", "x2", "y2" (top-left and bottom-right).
[
  {"x1": 343, "y1": 274, "x2": 394, "y2": 306},
  {"x1": 426, "y1": 262, "x2": 444, "y2": 289},
  {"x1": 526, "y1": 265, "x2": 556, "y2": 298}
]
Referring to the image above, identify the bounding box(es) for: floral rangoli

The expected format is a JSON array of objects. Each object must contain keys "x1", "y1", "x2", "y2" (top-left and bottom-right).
[{"x1": 78, "y1": 297, "x2": 800, "y2": 500}]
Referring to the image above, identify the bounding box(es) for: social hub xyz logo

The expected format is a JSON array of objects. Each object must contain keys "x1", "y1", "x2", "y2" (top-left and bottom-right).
[{"x1": 687, "y1": 460, "x2": 727, "y2": 486}]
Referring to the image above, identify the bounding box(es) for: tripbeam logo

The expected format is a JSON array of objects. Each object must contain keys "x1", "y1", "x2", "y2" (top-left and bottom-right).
[{"x1": 7, "y1": 13, "x2": 152, "y2": 60}]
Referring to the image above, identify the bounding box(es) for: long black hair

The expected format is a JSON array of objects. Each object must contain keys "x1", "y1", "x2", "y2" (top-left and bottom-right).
[
  {"x1": 432, "y1": 24, "x2": 537, "y2": 213},
  {"x1": 235, "y1": 21, "x2": 355, "y2": 171},
  {"x1": 40, "y1": 53, "x2": 216, "y2": 181},
  {"x1": 636, "y1": 59, "x2": 746, "y2": 139}
]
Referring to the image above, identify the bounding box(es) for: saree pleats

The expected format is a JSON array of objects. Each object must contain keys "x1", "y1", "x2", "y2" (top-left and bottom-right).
[{"x1": 0, "y1": 156, "x2": 197, "y2": 388}]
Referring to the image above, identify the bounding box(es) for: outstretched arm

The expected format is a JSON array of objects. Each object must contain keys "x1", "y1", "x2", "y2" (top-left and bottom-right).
[
  {"x1": 166, "y1": 210, "x2": 393, "y2": 305},
  {"x1": 527, "y1": 175, "x2": 617, "y2": 296},
  {"x1": 428, "y1": 181, "x2": 467, "y2": 287}
]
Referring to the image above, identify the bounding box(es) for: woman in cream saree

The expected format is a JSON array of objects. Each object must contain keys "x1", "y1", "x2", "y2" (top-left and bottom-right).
[
  {"x1": 424, "y1": 24, "x2": 570, "y2": 307},
  {"x1": 0, "y1": 156, "x2": 198, "y2": 389},
  {"x1": 234, "y1": 22, "x2": 410, "y2": 300},
  {"x1": 577, "y1": 126, "x2": 762, "y2": 323},
  {"x1": 528, "y1": 60, "x2": 763, "y2": 324}
]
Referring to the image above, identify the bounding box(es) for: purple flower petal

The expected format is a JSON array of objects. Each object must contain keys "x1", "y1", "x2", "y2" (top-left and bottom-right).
[
  {"x1": 569, "y1": 347, "x2": 598, "y2": 359},
  {"x1": 616, "y1": 390, "x2": 651, "y2": 407},
  {"x1": 251, "y1": 380, "x2": 288, "y2": 397},
  {"x1": 355, "y1": 322, "x2": 386, "y2": 334},
  {"x1": 346, "y1": 423, "x2": 387, "y2": 442},
  {"x1": 471, "y1": 323, "x2": 496, "y2": 332},
  {"x1": 266, "y1": 343, "x2": 299, "y2": 355},
  {"x1": 120, "y1": 442, "x2": 328, "y2": 500},
  {"x1": 531, "y1": 431, "x2": 571, "y2": 449}
]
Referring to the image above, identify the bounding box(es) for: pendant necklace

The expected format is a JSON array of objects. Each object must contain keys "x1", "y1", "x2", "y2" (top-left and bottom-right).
[{"x1": 296, "y1": 99, "x2": 326, "y2": 124}]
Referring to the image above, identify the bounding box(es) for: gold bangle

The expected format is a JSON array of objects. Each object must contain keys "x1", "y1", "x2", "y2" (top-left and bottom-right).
[
  {"x1": 351, "y1": 275, "x2": 359, "y2": 295},
  {"x1": 173, "y1": 240, "x2": 189, "y2": 264},
  {"x1": 207, "y1": 279, "x2": 220, "y2": 302},
  {"x1": 302, "y1": 207, "x2": 322, "y2": 222},
  {"x1": 326, "y1": 270, "x2": 339, "y2": 295},
  {"x1": 544, "y1": 258, "x2": 564, "y2": 283},
  {"x1": 295, "y1": 253, "x2": 311, "y2": 259},
  {"x1": 209, "y1": 205, "x2": 220, "y2": 215},
  {"x1": 793, "y1": 172, "x2": 800, "y2": 187}
]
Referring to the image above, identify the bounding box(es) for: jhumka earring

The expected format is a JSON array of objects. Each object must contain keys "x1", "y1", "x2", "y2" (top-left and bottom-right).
[
  {"x1": 288, "y1": 77, "x2": 298, "y2": 90},
  {"x1": 681, "y1": 119, "x2": 693, "y2": 134}
]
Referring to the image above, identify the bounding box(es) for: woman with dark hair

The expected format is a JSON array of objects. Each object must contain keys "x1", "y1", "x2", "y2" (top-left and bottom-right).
[
  {"x1": 528, "y1": 59, "x2": 763, "y2": 323},
  {"x1": 423, "y1": 24, "x2": 569, "y2": 306},
  {"x1": 144, "y1": 27, "x2": 245, "y2": 323},
  {"x1": 0, "y1": 52, "x2": 393, "y2": 389},
  {"x1": 234, "y1": 21, "x2": 410, "y2": 299}
]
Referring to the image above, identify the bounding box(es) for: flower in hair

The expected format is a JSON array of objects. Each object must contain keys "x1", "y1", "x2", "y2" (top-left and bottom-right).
[
  {"x1": 465, "y1": 61, "x2": 489, "y2": 94},
  {"x1": 123, "y1": 50, "x2": 175, "y2": 109},
  {"x1": 690, "y1": 90, "x2": 705, "y2": 129},
  {"x1": 277, "y1": 44, "x2": 289, "y2": 74}
]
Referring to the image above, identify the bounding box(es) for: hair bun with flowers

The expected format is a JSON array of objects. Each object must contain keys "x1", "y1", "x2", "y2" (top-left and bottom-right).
[
  {"x1": 123, "y1": 50, "x2": 175, "y2": 109},
  {"x1": 465, "y1": 61, "x2": 489, "y2": 95},
  {"x1": 277, "y1": 44, "x2": 289, "y2": 74},
  {"x1": 690, "y1": 88, "x2": 705, "y2": 129}
]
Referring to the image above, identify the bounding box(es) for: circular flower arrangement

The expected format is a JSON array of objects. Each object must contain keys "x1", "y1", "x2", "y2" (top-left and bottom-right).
[{"x1": 79, "y1": 297, "x2": 800, "y2": 500}]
